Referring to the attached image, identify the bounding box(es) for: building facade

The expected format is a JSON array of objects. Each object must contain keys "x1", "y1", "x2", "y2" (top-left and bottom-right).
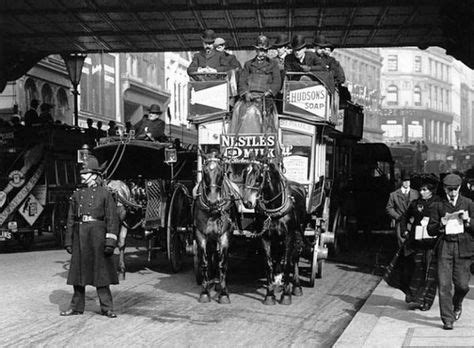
[
  {"x1": 332, "y1": 48, "x2": 384, "y2": 142},
  {"x1": 379, "y1": 47, "x2": 474, "y2": 160}
]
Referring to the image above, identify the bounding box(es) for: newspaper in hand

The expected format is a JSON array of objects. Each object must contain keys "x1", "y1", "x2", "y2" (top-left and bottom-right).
[{"x1": 444, "y1": 210, "x2": 467, "y2": 235}]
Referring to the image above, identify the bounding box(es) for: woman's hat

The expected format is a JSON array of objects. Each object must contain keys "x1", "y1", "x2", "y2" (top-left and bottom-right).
[
  {"x1": 272, "y1": 33, "x2": 290, "y2": 48},
  {"x1": 254, "y1": 35, "x2": 270, "y2": 50},
  {"x1": 420, "y1": 174, "x2": 439, "y2": 189},
  {"x1": 290, "y1": 34, "x2": 307, "y2": 51},
  {"x1": 201, "y1": 29, "x2": 216, "y2": 43}
]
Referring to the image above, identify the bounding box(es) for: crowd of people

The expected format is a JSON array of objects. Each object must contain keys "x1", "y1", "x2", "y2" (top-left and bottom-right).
[{"x1": 384, "y1": 171, "x2": 474, "y2": 330}]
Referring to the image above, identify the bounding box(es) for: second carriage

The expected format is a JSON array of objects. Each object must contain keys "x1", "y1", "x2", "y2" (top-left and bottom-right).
[
  {"x1": 188, "y1": 72, "x2": 364, "y2": 286},
  {"x1": 92, "y1": 135, "x2": 197, "y2": 274}
]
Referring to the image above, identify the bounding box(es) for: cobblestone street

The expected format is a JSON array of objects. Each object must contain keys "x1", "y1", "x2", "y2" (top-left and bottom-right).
[{"x1": 0, "y1": 247, "x2": 379, "y2": 347}]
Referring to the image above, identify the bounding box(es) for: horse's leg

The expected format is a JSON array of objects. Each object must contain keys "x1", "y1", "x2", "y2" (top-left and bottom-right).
[
  {"x1": 118, "y1": 224, "x2": 127, "y2": 280},
  {"x1": 280, "y1": 228, "x2": 293, "y2": 305},
  {"x1": 217, "y1": 228, "x2": 231, "y2": 304},
  {"x1": 262, "y1": 236, "x2": 277, "y2": 305},
  {"x1": 196, "y1": 230, "x2": 211, "y2": 303}
]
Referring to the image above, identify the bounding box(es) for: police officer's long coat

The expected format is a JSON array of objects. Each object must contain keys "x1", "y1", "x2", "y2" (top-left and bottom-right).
[{"x1": 65, "y1": 186, "x2": 119, "y2": 287}]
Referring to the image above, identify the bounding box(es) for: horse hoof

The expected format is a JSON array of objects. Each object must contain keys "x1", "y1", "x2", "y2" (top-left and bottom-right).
[
  {"x1": 199, "y1": 294, "x2": 211, "y2": 303},
  {"x1": 263, "y1": 296, "x2": 277, "y2": 305},
  {"x1": 280, "y1": 294, "x2": 292, "y2": 305},
  {"x1": 218, "y1": 294, "x2": 231, "y2": 304},
  {"x1": 292, "y1": 286, "x2": 303, "y2": 297}
]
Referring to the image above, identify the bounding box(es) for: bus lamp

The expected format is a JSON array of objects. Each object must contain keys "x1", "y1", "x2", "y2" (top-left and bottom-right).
[{"x1": 164, "y1": 148, "x2": 177, "y2": 164}]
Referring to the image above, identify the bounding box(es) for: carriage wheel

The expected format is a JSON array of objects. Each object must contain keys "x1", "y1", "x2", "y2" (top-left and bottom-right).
[
  {"x1": 309, "y1": 235, "x2": 319, "y2": 287},
  {"x1": 193, "y1": 239, "x2": 203, "y2": 285},
  {"x1": 52, "y1": 203, "x2": 66, "y2": 247},
  {"x1": 167, "y1": 185, "x2": 191, "y2": 273},
  {"x1": 330, "y1": 208, "x2": 344, "y2": 257}
]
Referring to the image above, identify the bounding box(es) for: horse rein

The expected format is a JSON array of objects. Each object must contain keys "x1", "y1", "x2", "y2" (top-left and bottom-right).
[{"x1": 198, "y1": 157, "x2": 233, "y2": 212}]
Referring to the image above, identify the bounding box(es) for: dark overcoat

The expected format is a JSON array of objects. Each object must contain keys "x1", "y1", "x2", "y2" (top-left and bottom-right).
[
  {"x1": 284, "y1": 51, "x2": 327, "y2": 73},
  {"x1": 187, "y1": 50, "x2": 229, "y2": 75},
  {"x1": 238, "y1": 56, "x2": 281, "y2": 97},
  {"x1": 427, "y1": 195, "x2": 474, "y2": 257},
  {"x1": 65, "y1": 186, "x2": 119, "y2": 287},
  {"x1": 386, "y1": 188, "x2": 419, "y2": 221}
]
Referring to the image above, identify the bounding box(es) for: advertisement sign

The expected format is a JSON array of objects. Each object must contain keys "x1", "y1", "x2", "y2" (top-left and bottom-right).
[
  {"x1": 19, "y1": 194, "x2": 44, "y2": 226},
  {"x1": 188, "y1": 80, "x2": 229, "y2": 121},
  {"x1": 0, "y1": 131, "x2": 14, "y2": 149},
  {"x1": 220, "y1": 133, "x2": 277, "y2": 161},
  {"x1": 283, "y1": 155, "x2": 308, "y2": 182},
  {"x1": 283, "y1": 81, "x2": 328, "y2": 119}
]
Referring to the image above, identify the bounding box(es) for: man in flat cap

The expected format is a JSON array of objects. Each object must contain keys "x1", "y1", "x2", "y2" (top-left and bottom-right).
[{"x1": 428, "y1": 173, "x2": 474, "y2": 330}]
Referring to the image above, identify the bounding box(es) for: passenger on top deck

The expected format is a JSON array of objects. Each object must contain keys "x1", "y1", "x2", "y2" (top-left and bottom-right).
[
  {"x1": 230, "y1": 35, "x2": 280, "y2": 135},
  {"x1": 284, "y1": 35, "x2": 327, "y2": 75},
  {"x1": 187, "y1": 29, "x2": 232, "y2": 80},
  {"x1": 133, "y1": 104, "x2": 168, "y2": 142},
  {"x1": 214, "y1": 37, "x2": 242, "y2": 104},
  {"x1": 313, "y1": 35, "x2": 346, "y2": 86}
]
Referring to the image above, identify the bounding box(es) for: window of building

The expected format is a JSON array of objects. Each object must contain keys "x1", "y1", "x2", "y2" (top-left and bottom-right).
[
  {"x1": 41, "y1": 84, "x2": 53, "y2": 105},
  {"x1": 446, "y1": 90, "x2": 450, "y2": 111},
  {"x1": 440, "y1": 88, "x2": 444, "y2": 111},
  {"x1": 414, "y1": 56, "x2": 422, "y2": 72},
  {"x1": 24, "y1": 78, "x2": 38, "y2": 108},
  {"x1": 386, "y1": 85, "x2": 398, "y2": 105},
  {"x1": 387, "y1": 55, "x2": 398, "y2": 71},
  {"x1": 440, "y1": 63, "x2": 444, "y2": 80},
  {"x1": 56, "y1": 88, "x2": 69, "y2": 123},
  {"x1": 414, "y1": 86, "x2": 422, "y2": 106},
  {"x1": 434, "y1": 86, "x2": 438, "y2": 109}
]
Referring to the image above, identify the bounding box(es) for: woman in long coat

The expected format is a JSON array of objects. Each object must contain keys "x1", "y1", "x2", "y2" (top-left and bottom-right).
[
  {"x1": 384, "y1": 175, "x2": 440, "y2": 310},
  {"x1": 60, "y1": 155, "x2": 119, "y2": 318}
]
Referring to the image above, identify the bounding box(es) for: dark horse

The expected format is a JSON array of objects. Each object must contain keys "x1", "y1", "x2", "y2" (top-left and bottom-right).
[
  {"x1": 243, "y1": 159, "x2": 307, "y2": 305},
  {"x1": 193, "y1": 153, "x2": 240, "y2": 304}
]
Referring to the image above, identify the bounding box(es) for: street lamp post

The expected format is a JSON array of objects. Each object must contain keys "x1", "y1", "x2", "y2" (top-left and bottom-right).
[{"x1": 62, "y1": 53, "x2": 87, "y2": 126}]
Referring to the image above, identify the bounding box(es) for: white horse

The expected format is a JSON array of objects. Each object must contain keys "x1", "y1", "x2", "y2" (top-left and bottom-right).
[{"x1": 106, "y1": 179, "x2": 135, "y2": 279}]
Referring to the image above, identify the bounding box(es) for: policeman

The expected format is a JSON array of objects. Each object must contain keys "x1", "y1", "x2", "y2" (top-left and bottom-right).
[
  {"x1": 428, "y1": 173, "x2": 474, "y2": 330},
  {"x1": 60, "y1": 155, "x2": 120, "y2": 318}
]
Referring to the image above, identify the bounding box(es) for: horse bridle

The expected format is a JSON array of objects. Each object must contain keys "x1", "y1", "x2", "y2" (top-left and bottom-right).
[
  {"x1": 245, "y1": 161, "x2": 290, "y2": 217},
  {"x1": 199, "y1": 157, "x2": 230, "y2": 211}
]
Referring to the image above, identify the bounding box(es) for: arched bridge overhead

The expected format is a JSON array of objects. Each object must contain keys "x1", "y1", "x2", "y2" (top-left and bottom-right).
[{"x1": 0, "y1": 0, "x2": 473, "y2": 88}]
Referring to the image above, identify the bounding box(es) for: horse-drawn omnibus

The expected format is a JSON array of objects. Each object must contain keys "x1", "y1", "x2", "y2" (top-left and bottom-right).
[
  {"x1": 188, "y1": 71, "x2": 364, "y2": 302},
  {"x1": 0, "y1": 125, "x2": 89, "y2": 249}
]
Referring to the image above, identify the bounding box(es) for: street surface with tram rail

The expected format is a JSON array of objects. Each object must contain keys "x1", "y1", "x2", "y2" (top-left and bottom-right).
[{"x1": 0, "y1": 236, "x2": 381, "y2": 347}]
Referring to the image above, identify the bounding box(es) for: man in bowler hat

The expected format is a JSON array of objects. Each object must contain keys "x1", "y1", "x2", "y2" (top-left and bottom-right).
[
  {"x1": 187, "y1": 29, "x2": 231, "y2": 79},
  {"x1": 134, "y1": 104, "x2": 167, "y2": 142},
  {"x1": 61, "y1": 155, "x2": 119, "y2": 318},
  {"x1": 386, "y1": 173, "x2": 420, "y2": 246},
  {"x1": 284, "y1": 34, "x2": 326, "y2": 75},
  {"x1": 428, "y1": 173, "x2": 474, "y2": 330}
]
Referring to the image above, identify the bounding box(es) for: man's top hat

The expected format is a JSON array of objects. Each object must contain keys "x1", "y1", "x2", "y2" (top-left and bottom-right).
[
  {"x1": 80, "y1": 155, "x2": 103, "y2": 174},
  {"x1": 291, "y1": 34, "x2": 307, "y2": 51},
  {"x1": 148, "y1": 104, "x2": 163, "y2": 114},
  {"x1": 272, "y1": 33, "x2": 290, "y2": 48},
  {"x1": 401, "y1": 172, "x2": 411, "y2": 181},
  {"x1": 201, "y1": 29, "x2": 216, "y2": 43},
  {"x1": 254, "y1": 35, "x2": 270, "y2": 50}
]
